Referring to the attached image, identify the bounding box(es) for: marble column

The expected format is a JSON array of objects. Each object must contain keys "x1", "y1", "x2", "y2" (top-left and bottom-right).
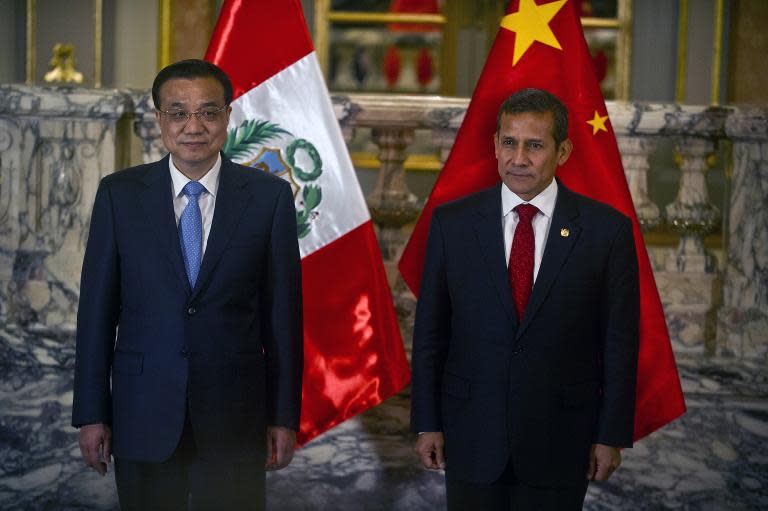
[
  {"x1": 665, "y1": 137, "x2": 720, "y2": 272},
  {"x1": 367, "y1": 127, "x2": 421, "y2": 278},
  {"x1": 656, "y1": 136, "x2": 722, "y2": 355},
  {"x1": 0, "y1": 85, "x2": 130, "y2": 332},
  {"x1": 617, "y1": 135, "x2": 660, "y2": 231},
  {"x1": 717, "y1": 106, "x2": 768, "y2": 359}
]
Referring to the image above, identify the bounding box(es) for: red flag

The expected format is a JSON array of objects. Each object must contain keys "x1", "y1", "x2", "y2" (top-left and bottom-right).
[
  {"x1": 206, "y1": 0, "x2": 410, "y2": 444},
  {"x1": 383, "y1": 46, "x2": 403, "y2": 87},
  {"x1": 388, "y1": 0, "x2": 441, "y2": 32},
  {"x1": 398, "y1": 0, "x2": 685, "y2": 441}
]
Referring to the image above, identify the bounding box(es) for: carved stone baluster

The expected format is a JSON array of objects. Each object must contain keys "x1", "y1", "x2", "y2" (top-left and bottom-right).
[
  {"x1": 367, "y1": 127, "x2": 420, "y2": 273},
  {"x1": 655, "y1": 136, "x2": 721, "y2": 355},
  {"x1": 366, "y1": 126, "x2": 421, "y2": 353},
  {"x1": 665, "y1": 137, "x2": 720, "y2": 272},
  {"x1": 617, "y1": 135, "x2": 660, "y2": 230}
]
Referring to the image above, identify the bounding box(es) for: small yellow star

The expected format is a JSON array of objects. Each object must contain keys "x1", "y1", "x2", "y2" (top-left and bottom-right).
[
  {"x1": 500, "y1": 0, "x2": 567, "y2": 66},
  {"x1": 586, "y1": 111, "x2": 609, "y2": 135}
]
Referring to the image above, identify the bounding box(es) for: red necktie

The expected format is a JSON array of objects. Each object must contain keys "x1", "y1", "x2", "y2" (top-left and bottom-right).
[{"x1": 508, "y1": 204, "x2": 538, "y2": 321}]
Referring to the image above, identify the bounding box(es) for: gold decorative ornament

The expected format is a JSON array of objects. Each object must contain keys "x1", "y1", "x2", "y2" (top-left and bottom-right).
[
  {"x1": 560, "y1": 228, "x2": 570, "y2": 237},
  {"x1": 43, "y1": 43, "x2": 84, "y2": 84}
]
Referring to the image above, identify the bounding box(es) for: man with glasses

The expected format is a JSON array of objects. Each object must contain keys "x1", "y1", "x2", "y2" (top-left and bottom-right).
[{"x1": 72, "y1": 59, "x2": 303, "y2": 510}]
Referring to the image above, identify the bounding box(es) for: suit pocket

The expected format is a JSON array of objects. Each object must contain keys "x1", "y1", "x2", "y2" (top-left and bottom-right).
[
  {"x1": 112, "y1": 350, "x2": 143, "y2": 375},
  {"x1": 561, "y1": 380, "x2": 599, "y2": 408}
]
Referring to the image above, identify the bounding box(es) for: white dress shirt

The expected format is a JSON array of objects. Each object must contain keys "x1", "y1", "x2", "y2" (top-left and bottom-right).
[
  {"x1": 502, "y1": 178, "x2": 558, "y2": 283},
  {"x1": 169, "y1": 154, "x2": 221, "y2": 257}
]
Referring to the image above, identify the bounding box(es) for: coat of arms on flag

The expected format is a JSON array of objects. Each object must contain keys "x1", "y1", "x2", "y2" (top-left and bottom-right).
[{"x1": 224, "y1": 119, "x2": 323, "y2": 238}]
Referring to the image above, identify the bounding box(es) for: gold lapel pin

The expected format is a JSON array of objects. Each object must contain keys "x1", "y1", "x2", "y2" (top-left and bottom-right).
[{"x1": 560, "y1": 228, "x2": 570, "y2": 237}]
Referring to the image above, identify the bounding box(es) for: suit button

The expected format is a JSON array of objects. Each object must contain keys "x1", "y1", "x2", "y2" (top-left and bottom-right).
[
  {"x1": 187, "y1": 306, "x2": 196, "y2": 315},
  {"x1": 180, "y1": 349, "x2": 189, "y2": 358}
]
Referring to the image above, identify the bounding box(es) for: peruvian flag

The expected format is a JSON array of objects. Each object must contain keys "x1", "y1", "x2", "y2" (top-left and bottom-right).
[
  {"x1": 399, "y1": 0, "x2": 685, "y2": 441},
  {"x1": 206, "y1": 0, "x2": 410, "y2": 444}
]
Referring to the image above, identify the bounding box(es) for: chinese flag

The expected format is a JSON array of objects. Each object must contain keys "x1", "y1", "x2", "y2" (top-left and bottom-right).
[
  {"x1": 399, "y1": 0, "x2": 685, "y2": 441},
  {"x1": 207, "y1": 0, "x2": 410, "y2": 444}
]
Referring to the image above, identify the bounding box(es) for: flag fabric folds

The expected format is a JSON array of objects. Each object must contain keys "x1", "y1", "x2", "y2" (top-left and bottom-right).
[
  {"x1": 206, "y1": 0, "x2": 410, "y2": 444},
  {"x1": 398, "y1": 0, "x2": 685, "y2": 441}
]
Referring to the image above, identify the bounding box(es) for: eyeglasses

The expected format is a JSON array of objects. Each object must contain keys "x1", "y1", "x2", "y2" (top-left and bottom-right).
[{"x1": 157, "y1": 105, "x2": 228, "y2": 124}]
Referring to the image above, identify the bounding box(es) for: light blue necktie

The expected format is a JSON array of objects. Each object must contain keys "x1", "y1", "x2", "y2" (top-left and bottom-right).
[{"x1": 179, "y1": 181, "x2": 206, "y2": 287}]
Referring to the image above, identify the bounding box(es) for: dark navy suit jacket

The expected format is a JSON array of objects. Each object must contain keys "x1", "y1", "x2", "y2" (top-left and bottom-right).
[
  {"x1": 72, "y1": 154, "x2": 303, "y2": 463},
  {"x1": 411, "y1": 181, "x2": 639, "y2": 487}
]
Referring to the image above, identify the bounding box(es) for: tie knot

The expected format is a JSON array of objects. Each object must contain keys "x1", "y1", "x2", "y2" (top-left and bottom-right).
[
  {"x1": 514, "y1": 204, "x2": 539, "y2": 223},
  {"x1": 183, "y1": 180, "x2": 206, "y2": 199}
]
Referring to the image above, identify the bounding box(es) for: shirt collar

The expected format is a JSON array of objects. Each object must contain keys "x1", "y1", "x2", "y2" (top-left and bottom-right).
[
  {"x1": 169, "y1": 153, "x2": 222, "y2": 199},
  {"x1": 501, "y1": 178, "x2": 559, "y2": 218}
]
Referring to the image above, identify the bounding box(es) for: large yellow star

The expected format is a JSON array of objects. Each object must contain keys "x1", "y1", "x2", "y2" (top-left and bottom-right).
[
  {"x1": 500, "y1": 0, "x2": 567, "y2": 66},
  {"x1": 586, "y1": 111, "x2": 609, "y2": 135}
]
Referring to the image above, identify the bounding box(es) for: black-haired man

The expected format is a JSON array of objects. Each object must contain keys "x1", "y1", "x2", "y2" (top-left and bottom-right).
[
  {"x1": 412, "y1": 88, "x2": 639, "y2": 510},
  {"x1": 73, "y1": 59, "x2": 303, "y2": 510}
]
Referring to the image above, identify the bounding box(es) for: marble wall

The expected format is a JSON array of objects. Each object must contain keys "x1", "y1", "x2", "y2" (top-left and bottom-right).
[
  {"x1": 717, "y1": 106, "x2": 768, "y2": 358},
  {"x1": 0, "y1": 85, "x2": 129, "y2": 334}
]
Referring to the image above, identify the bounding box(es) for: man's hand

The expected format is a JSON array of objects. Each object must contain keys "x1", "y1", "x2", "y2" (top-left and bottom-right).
[
  {"x1": 265, "y1": 426, "x2": 296, "y2": 471},
  {"x1": 587, "y1": 443, "x2": 621, "y2": 481},
  {"x1": 79, "y1": 423, "x2": 112, "y2": 476},
  {"x1": 415, "y1": 432, "x2": 445, "y2": 470}
]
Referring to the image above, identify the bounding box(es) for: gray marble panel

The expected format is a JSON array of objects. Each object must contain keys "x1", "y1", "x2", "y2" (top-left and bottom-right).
[
  {"x1": 0, "y1": 85, "x2": 128, "y2": 329},
  {"x1": 718, "y1": 107, "x2": 768, "y2": 359},
  {"x1": 655, "y1": 272, "x2": 721, "y2": 355}
]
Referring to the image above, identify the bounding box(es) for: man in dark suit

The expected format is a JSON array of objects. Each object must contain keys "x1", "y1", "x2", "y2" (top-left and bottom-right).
[
  {"x1": 411, "y1": 88, "x2": 639, "y2": 510},
  {"x1": 72, "y1": 59, "x2": 303, "y2": 510}
]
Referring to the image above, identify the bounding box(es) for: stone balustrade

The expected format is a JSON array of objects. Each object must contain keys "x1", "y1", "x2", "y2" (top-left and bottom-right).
[{"x1": 0, "y1": 84, "x2": 765, "y2": 360}]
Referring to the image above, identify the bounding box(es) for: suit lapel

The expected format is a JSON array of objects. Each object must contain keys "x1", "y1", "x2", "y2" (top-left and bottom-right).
[
  {"x1": 473, "y1": 184, "x2": 518, "y2": 328},
  {"x1": 190, "y1": 157, "x2": 252, "y2": 302},
  {"x1": 137, "y1": 156, "x2": 190, "y2": 293},
  {"x1": 516, "y1": 182, "x2": 582, "y2": 339}
]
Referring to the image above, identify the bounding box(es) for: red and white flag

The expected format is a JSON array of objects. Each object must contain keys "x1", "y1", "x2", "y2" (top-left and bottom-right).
[
  {"x1": 206, "y1": 0, "x2": 410, "y2": 444},
  {"x1": 399, "y1": 0, "x2": 685, "y2": 441}
]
